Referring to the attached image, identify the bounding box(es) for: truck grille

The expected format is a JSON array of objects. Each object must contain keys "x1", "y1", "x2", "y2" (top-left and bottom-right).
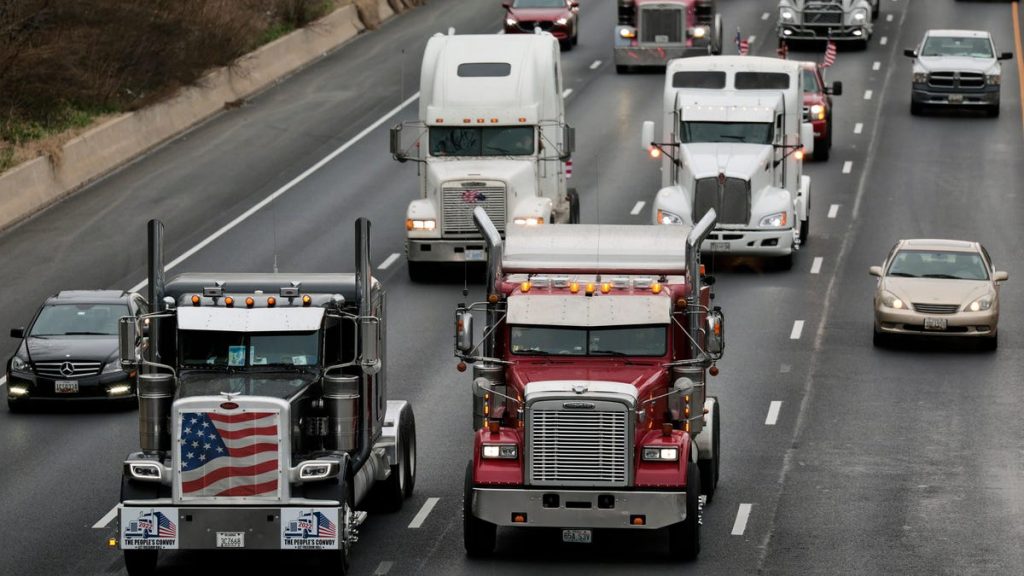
[
  {"x1": 441, "y1": 185, "x2": 506, "y2": 235},
  {"x1": 912, "y1": 303, "x2": 960, "y2": 315},
  {"x1": 928, "y1": 72, "x2": 986, "y2": 90},
  {"x1": 35, "y1": 360, "x2": 102, "y2": 378},
  {"x1": 528, "y1": 407, "x2": 629, "y2": 486},
  {"x1": 694, "y1": 177, "x2": 750, "y2": 226},
  {"x1": 640, "y1": 7, "x2": 683, "y2": 43},
  {"x1": 803, "y1": 5, "x2": 843, "y2": 26}
]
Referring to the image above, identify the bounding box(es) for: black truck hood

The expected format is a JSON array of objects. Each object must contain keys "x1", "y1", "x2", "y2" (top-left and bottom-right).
[
  {"x1": 177, "y1": 371, "x2": 318, "y2": 400},
  {"x1": 23, "y1": 336, "x2": 117, "y2": 363}
]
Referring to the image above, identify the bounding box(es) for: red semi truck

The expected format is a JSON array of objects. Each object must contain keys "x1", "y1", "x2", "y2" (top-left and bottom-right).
[
  {"x1": 455, "y1": 207, "x2": 725, "y2": 559},
  {"x1": 615, "y1": 0, "x2": 723, "y2": 73}
]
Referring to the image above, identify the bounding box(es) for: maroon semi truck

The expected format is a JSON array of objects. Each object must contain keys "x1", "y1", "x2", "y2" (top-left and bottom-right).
[
  {"x1": 455, "y1": 207, "x2": 725, "y2": 559},
  {"x1": 614, "y1": 0, "x2": 723, "y2": 73}
]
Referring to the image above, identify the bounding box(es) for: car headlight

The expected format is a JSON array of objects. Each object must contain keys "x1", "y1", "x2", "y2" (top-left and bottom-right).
[
  {"x1": 506, "y1": 17, "x2": 517, "y2": 26},
  {"x1": 913, "y1": 72, "x2": 928, "y2": 84},
  {"x1": 10, "y1": 356, "x2": 29, "y2": 372},
  {"x1": 481, "y1": 444, "x2": 518, "y2": 459},
  {"x1": 102, "y1": 360, "x2": 123, "y2": 375},
  {"x1": 556, "y1": 17, "x2": 568, "y2": 25},
  {"x1": 691, "y1": 26, "x2": 707, "y2": 39},
  {"x1": 619, "y1": 27, "x2": 637, "y2": 39},
  {"x1": 880, "y1": 290, "x2": 905, "y2": 309},
  {"x1": 810, "y1": 104, "x2": 825, "y2": 120},
  {"x1": 657, "y1": 209, "x2": 684, "y2": 225},
  {"x1": 759, "y1": 212, "x2": 788, "y2": 228},
  {"x1": 642, "y1": 446, "x2": 679, "y2": 461},
  {"x1": 780, "y1": 8, "x2": 795, "y2": 21},
  {"x1": 966, "y1": 295, "x2": 994, "y2": 312},
  {"x1": 405, "y1": 218, "x2": 436, "y2": 231},
  {"x1": 987, "y1": 74, "x2": 1001, "y2": 86},
  {"x1": 852, "y1": 9, "x2": 867, "y2": 22},
  {"x1": 513, "y1": 217, "x2": 544, "y2": 226}
]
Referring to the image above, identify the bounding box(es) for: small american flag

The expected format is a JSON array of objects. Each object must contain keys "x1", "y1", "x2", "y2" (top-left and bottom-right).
[
  {"x1": 735, "y1": 29, "x2": 750, "y2": 56},
  {"x1": 180, "y1": 411, "x2": 279, "y2": 498},
  {"x1": 823, "y1": 40, "x2": 837, "y2": 68},
  {"x1": 461, "y1": 190, "x2": 486, "y2": 204},
  {"x1": 777, "y1": 41, "x2": 789, "y2": 60},
  {"x1": 312, "y1": 512, "x2": 337, "y2": 538}
]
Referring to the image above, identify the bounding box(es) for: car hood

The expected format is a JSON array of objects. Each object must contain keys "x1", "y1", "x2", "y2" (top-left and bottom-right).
[
  {"x1": 881, "y1": 277, "x2": 992, "y2": 306},
  {"x1": 23, "y1": 335, "x2": 118, "y2": 363},
  {"x1": 508, "y1": 8, "x2": 570, "y2": 20},
  {"x1": 916, "y1": 56, "x2": 997, "y2": 74},
  {"x1": 177, "y1": 371, "x2": 318, "y2": 400}
]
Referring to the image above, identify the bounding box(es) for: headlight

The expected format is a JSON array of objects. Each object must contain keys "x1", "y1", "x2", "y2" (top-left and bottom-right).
[
  {"x1": 102, "y1": 360, "x2": 123, "y2": 375},
  {"x1": 987, "y1": 74, "x2": 1001, "y2": 86},
  {"x1": 481, "y1": 444, "x2": 518, "y2": 459},
  {"x1": 966, "y1": 295, "x2": 994, "y2": 312},
  {"x1": 10, "y1": 356, "x2": 29, "y2": 372},
  {"x1": 642, "y1": 446, "x2": 679, "y2": 461},
  {"x1": 556, "y1": 17, "x2": 568, "y2": 25},
  {"x1": 108, "y1": 384, "x2": 132, "y2": 396},
  {"x1": 513, "y1": 217, "x2": 544, "y2": 226},
  {"x1": 810, "y1": 104, "x2": 825, "y2": 120},
  {"x1": 405, "y1": 218, "x2": 436, "y2": 231},
  {"x1": 852, "y1": 9, "x2": 867, "y2": 22},
  {"x1": 880, "y1": 291, "x2": 904, "y2": 309},
  {"x1": 759, "y1": 212, "x2": 788, "y2": 228},
  {"x1": 780, "y1": 8, "x2": 795, "y2": 21},
  {"x1": 691, "y1": 26, "x2": 707, "y2": 39},
  {"x1": 657, "y1": 209, "x2": 684, "y2": 225},
  {"x1": 913, "y1": 72, "x2": 928, "y2": 84},
  {"x1": 506, "y1": 17, "x2": 517, "y2": 26},
  {"x1": 619, "y1": 27, "x2": 637, "y2": 39}
]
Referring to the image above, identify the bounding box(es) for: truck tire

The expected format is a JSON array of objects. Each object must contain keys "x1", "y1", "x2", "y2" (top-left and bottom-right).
[
  {"x1": 320, "y1": 477, "x2": 352, "y2": 575},
  {"x1": 776, "y1": 252, "x2": 794, "y2": 271},
  {"x1": 616, "y1": 65, "x2": 630, "y2": 74},
  {"x1": 667, "y1": 461, "x2": 701, "y2": 561},
  {"x1": 123, "y1": 550, "x2": 158, "y2": 576},
  {"x1": 378, "y1": 406, "x2": 417, "y2": 511},
  {"x1": 813, "y1": 120, "x2": 831, "y2": 161},
  {"x1": 800, "y1": 218, "x2": 810, "y2": 247},
  {"x1": 407, "y1": 261, "x2": 430, "y2": 283},
  {"x1": 560, "y1": 38, "x2": 573, "y2": 52},
  {"x1": 698, "y1": 400, "x2": 720, "y2": 503},
  {"x1": 463, "y1": 460, "x2": 496, "y2": 556},
  {"x1": 568, "y1": 188, "x2": 580, "y2": 224}
]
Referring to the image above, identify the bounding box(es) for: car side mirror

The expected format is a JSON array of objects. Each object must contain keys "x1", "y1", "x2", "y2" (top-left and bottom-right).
[
  {"x1": 903, "y1": 49, "x2": 917, "y2": 58},
  {"x1": 455, "y1": 310, "x2": 474, "y2": 354},
  {"x1": 829, "y1": 81, "x2": 843, "y2": 96},
  {"x1": 869, "y1": 266, "x2": 883, "y2": 277},
  {"x1": 360, "y1": 318, "x2": 382, "y2": 375},
  {"x1": 118, "y1": 317, "x2": 140, "y2": 368},
  {"x1": 10, "y1": 327, "x2": 24, "y2": 339},
  {"x1": 994, "y1": 270, "x2": 1009, "y2": 282},
  {"x1": 999, "y1": 52, "x2": 1014, "y2": 61},
  {"x1": 641, "y1": 120, "x2": 655, "y2": 153}
]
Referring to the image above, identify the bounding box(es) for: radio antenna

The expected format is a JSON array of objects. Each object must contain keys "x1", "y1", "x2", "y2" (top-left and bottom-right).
[{"x1": 272, "y1": 207, "x2": 279, "y2": 273}]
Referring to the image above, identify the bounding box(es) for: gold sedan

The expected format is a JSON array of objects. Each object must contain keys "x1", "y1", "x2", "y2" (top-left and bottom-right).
[{"x1": 870, "y1": 239, "x2": 1008, "y2": 350}]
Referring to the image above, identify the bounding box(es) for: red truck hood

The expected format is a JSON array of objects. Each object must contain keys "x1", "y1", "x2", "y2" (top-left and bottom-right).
[
  {"x1": 508, "y1": 7, "x2": 571, "y2": 20},
  {"x1": 508, "y1": 361, "x2": 667, "y2": 396}
]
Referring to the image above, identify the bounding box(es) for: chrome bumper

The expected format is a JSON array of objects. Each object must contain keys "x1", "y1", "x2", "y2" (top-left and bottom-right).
[
  {"x1": 702, "y1": 228, "x2": 796, "y2": 257},
  {"x1": 471, "y1": 487, "x2": 687, "y2": 529},
  {"x1": 911, "y1": 85, "x2": 999, "y2": 106},
  {"x1": 406, "y1": 238, "x2": 490, "y2": 264}
]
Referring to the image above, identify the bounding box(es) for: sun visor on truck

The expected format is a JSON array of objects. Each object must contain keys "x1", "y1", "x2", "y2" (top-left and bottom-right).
[
  {"x1": 177, "y1": 307, "x2": 325, "y2": 333},
  {"x1": 503, "y1": 224, "x2": 691, "y2": 274},
  {"x1": 508, "y1": 294, "x2": 671, "y2": 327}
]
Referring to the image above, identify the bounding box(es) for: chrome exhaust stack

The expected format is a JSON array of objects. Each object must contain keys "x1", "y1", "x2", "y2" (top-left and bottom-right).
[
  {"x1": 472, "y1": 207, "x2": 505, "y2": 430},
  {"x1": 352, "y1": 217, "x2": 375, "y2": 467},
  {"x1": 141, "y1": 220, "x2": 173, "y2": 454},
  {"x1": 686, "y1": 208, "x2": 716, "y2": 361}
]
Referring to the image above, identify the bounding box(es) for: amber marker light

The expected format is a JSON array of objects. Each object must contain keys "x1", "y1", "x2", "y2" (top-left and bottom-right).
[
  {"x1": 651, "y1": 282, "x2": 663, "y2": 294},
  {"x1": 488, "y1": 294, "x2": 499, "y2": 304},
  {"x1": 302, "y1": 294, "x2": 312, "y2": 306},
  {"x1": 487, "y1": 420, "x2": 501, "y2": 434},
  {"x1": 520, "y1": 281, "x2": 532, "y2": 293},
  {"x1": 191, "y1": 295, "x2": 201, "y2": 306},
  {"x1": 585, "y1": 282, "x2": 596, "y2": 295},
  {"x1": 245, "y1": 297, "x2": 255, "y2": 308},
  {"x1": 267, "y1": 296, "x2": 276, "y2": 307},
  {"x1": 794, "y1": 149, "x2": 805, "y2": 161},
  {"x1": 224, "y1": 296, "x2": 234, "y2": 307},
  {"x1": 569, "y1": 282, "x2": 580, "y2": 294},
  {"x1": 649, "y1": 146, "x2": 661, "y2": 159},
  {"x1": 601, "y1": 282, "x2": 612, "y2": 294}
]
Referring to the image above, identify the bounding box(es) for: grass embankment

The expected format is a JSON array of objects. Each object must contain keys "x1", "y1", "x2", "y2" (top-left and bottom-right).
[{"x1": 0, "y1": 0, "x2": 343, "y2": 173}]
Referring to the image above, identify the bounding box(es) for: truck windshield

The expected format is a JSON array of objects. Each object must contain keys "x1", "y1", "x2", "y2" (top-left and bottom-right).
[
  {"x1": 510, "y1": 325, "x2": 667, "y2": 357},
  {"x1": 430, "y1": 126, "x2": 534, "y2": 156},
  {"x1": 179, "y1": 330, "x2": 320, "y2": 368},
  {"x1": 680, "y1": 121, "x2": 773, "y2": 144}
]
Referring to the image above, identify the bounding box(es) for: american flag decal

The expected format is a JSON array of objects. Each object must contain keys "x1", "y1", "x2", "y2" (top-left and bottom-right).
[
  {"x1": 461, "y1": 190, "x2": 486, "y2": 204},
  {"x1": 133, "y1": 512, "x2": 176, "y2": 538},
  {"x1": 179, "y1": 411, "x2": 279, "y2": 498}
]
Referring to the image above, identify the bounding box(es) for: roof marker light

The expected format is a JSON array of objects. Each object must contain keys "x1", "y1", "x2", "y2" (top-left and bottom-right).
[
  {"x1": 267, "y1": 297, "x2": 276, "y2": 307},
  {"x1": 224, "y1": 296, "x2": 234, "y2": 307},
  {"x1": 245, "y1": 297, "x2": 255, "y2": 308},
  {"x1": 585, "y1": 283, "x2": 596, "y2": 296},
  {"x1": 569, "y1": 282, "x2": 580, "y2": 294},
  {"x1": 520, "y1": 281, "x2": 532, "y2": 293},
  {"x1": 651, "y1": 282, "x2": 663, "y2": 294},
  {"x1": 302, "y1": 295, "x2": 312, "y2": 306},
  {"x1": 191, "y1": 295, "x2": 201, "y2": 306},
  {"x1": 601, "y1": 282, "x2": 612, "y2": 294}
]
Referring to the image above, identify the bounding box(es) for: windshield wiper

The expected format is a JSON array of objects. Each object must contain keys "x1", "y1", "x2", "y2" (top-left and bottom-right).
[
  {"x1": 717, "y1": 135, "x2": 747, "y2": 142},
  {"x1": 889, "y1": 272, "x2": 918, "y2": 278},
  {"x1": 64, "y1": 331, "x2": 113, "y2": 335},
  {"x1": 590, "y1": 350, "x2": 628, "y2": 356},
  {"x1": 922, "y1": 273, "x2": 961, "y2": 279}
]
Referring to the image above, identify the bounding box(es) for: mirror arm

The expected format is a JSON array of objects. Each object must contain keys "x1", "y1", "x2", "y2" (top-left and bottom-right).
[
  {"x1": 649, "y1": 141, "x2": 682, "y2": 168},
  {"x1": 139, "y1": 360, "x2": 177, "y2": 378}
]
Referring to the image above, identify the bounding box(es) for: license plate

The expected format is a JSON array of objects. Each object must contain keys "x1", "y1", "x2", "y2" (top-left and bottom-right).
[
  {"x1": 55, "y1": 380, "x2": 78, "y2": 394},
  {"x1": 562, "y1": 529, "x2": 592, "y2": 544},
  {"x1": 216, "y1": 532, "x2": 245, "y2": 548},
  {"x1": 655, "y1": 34, "x2": 669, "y2": 43},
  {"x1": 948, "y1": 94, "x2": 964, "y2": 104},
  {"x1": 923, "y1": 317, "x2": 947, "y2": 331},
  {"x1": 464, "y1": 249, "x2": 486, "y2": 262},
  {"x1": 708, "y1": 241, "x2": 731, "y2": 252}
]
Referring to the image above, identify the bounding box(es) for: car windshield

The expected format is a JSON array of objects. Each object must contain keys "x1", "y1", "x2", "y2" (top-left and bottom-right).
[
  {"x1": 429, "y1": 126, "x2": 535, "y2": 156},
  {"x1": 802, "y1": 69, "x2": 820, "y2": 93},
  {"x1": 921, "y1": 36, "x2": 993, "y2": 58},
  {"x1": 513, "y1": 0, "x2": 565, "y2": 7},
  {"x1": 510, "y1": 325, "x2": 667, "y2": 356},
  {"x1": 681, "y1": 121, "x2": 773, "y2": 144},
  {"x1": 29, "y1": 303, "x2": 128, "y2": 336},
  {"x1": 180, "y1": 330, "x2": 320, "y2": 368},
  {"x1": 887, "y1": 250, "x2": 989, "y2": 280}
]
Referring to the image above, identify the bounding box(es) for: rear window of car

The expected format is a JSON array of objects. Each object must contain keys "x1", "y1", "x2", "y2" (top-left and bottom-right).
[
  {"x1": 735, "y1": 72, "x2": 790, "y2": 90},
  {"x1": 672, "y1": 71, "x2": 726, "y2": 88},
  {"x1": 458, "y1": 63, "x2": 512, "y2": 77}
]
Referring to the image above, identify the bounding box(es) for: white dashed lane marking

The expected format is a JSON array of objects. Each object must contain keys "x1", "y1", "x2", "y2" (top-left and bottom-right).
[
  {"x1": 854, "y1": 122, "x2": 864, "y2": 134},
  {"x1": 378, "y1": 253, "x2": 401, "y2": 270},
  {"x1": 732, "y1": 504, "x2": 753, "y2": 535},
  {"x1": 0, "y1": 375, "x2": 6, "y2": 387},
  {"x1": 842, "y1": 161, "x2": 853, "y2": 174},
  {"x1": 374, "y1": 561, "x2": 394, "y2": 575},
  {"x1": 828, "y1": 204, "x2": 840, "y2": 219},
  {"x1": 762, "y1": 11, "x2": 770, "y2": 20},
  {"x1": 887, "y1": 13, "x2": 894, "y2": 22},
  {"x1": 562, "y1": 88, "x2": 573, "y2": 98},
  {"x1": 630, "y1": 201, "x2": 646, "y2": 216},
  {"x1": 880, "y1": 36, "x2": 888, "y2": 46},
  {"x1": 873, "y1": 61, "x2": 881, "y2": 71},
  {"x1": 790, "y1": 320, "x2": 805, "y2": 340},
  {"x1": 765, "y1": 401, "x2": 783, "y2": 426},
  {"x1": 864, "y1": 89, "x2": 874, "y2": 100},
  {"x1": 93, "y1": 504, "x2": 120, "y2": 529},
  {"x1": 590, "y1": 60, "x2": 602, "y2": 70},
  {"x1": 408, "y1": 497, "x2": 440, "y2": 529},
  {"x1": 811, "y1": 257, "x2": 823, "y2": 275}
]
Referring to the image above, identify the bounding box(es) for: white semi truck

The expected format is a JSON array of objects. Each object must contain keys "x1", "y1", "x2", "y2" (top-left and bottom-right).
[
  {"x1": 643, "y1": 56, "x2": 814, "y2": 269},
  {"x1": 391, "y1": 31, "x2": 577, "y2": 282}
]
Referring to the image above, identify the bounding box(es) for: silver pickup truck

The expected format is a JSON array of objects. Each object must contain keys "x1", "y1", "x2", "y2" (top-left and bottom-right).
[{"x1": 905, "y1": 29, "x2": 1013, "y2": 117}]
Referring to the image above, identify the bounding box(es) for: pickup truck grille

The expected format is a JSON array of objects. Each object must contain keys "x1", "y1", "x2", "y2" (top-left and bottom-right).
[
  {"x1": 441, "y1": 185, "x2": 506, "y2": 235},
  {"x1": 694, "y1": 176, "x2": 751, "y2": 226},
  {"x1": 528, "y1": 406, "x2": 629, "y2": 487},
  {"x1": 35, "y1": 360, "x2": 102, "y2": 378},
  {"x1": 640, "y1": 7, "x2": 683, "y2": 43},
  {"x1": 912, "y1": 303, "x2": 960, "y2": 315},
  {"x1": 928, "y1": 72, "x2": 986, "y2": 90}
]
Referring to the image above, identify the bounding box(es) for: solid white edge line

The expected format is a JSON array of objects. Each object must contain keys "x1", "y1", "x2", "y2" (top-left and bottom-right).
[
  {"x1": 842, "y1": 161, "x2": 853, "y2": 174},
  {"x1": 562, "y1": 88, "x2": 573, "y2": 98},
  {"x1": 810, "y1": 256, "x2": 823, "y2": 275},
  {"x1": 790, "y1": 320, "x2": 805, "y2": 340},
  {"x1": 93, "y1": 504, "x2": 120, "y2": 529},
  {"x1": 590, "y1": 59, "x2": 602, "y2": 70},
  {"x1": 0, "y1": 375, "x2": 6, "y2": 387},
  {"x1": 408, "y1": 497, "x2": 439, "y2": 529},
  {"x1": 854, "y1": 122, "x2": 864, "y2": 134},
  {"x1": 873, "y1": 61, "x2": 881, "y2": 71},
  {"x1": 880, "y1": 36, "x2": 888, "y2": 46},
  {"x1": 732, "y1": 503, "x2": 752, "y2": 536},
  {"x1": 864, "y1": 89, "x2": 874, "y2": 100},
  {"x1": 630, "y1": 201, "x2": 646, "y2": 216},
  {"x1": 129, "y1": 92, "x2": 422, "y2": 293},
  {"x1": 373, "y1": 561, "x2": 394, "y2": 575},
  {"x1": 827, "y1": 204, "x2": 840, "y2": 219},
  {"x1": 765, "y1": 401, "x2": 782, "y2": 426},
  {"x1": 378, "y1": 253, "x2": 401, "y2": 270}
]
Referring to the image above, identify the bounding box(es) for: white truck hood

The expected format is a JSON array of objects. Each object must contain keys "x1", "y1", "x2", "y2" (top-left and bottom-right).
[
  {"x1": 681, "y1": 143, "x2": 772, "y2": 179},
  {"x1": 426, "y1": 157, "x2": 536, "y2": 189},
  {"x1": 781, "y1": 0, "x2": 861, "y2": 9}
]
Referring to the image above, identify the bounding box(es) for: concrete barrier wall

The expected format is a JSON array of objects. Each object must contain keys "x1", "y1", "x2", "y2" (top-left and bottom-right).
[{"x1": 0, "y1": 3, "x2": 403, "y2": 233}]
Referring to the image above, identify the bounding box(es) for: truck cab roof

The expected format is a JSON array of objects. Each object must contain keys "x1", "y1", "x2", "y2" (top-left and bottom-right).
[{"x1": 165, "y1": 273, "x2": 360, "y2": 301}]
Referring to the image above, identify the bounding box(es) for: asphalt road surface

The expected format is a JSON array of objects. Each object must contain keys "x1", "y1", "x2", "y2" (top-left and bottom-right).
[{"x1": 1, "y1": 0, "x2": 1023, "y2": 574}]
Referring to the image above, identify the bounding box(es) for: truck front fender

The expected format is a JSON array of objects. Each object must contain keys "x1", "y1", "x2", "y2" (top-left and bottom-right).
[{"x1": 795, "y1": 175, "x2": 811, "y2": 222}]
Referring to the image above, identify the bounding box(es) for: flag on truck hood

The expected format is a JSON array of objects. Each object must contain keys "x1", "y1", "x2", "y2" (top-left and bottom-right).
[
  {"x1": 179, "y1": 411, "x2": 279, "y2": 498},
  {"x1": 823, "y1": 40, "x2": 837, "y2": 68},
  {"x1": 736, "y1": 29, "x2": 750, "y2": 56}
]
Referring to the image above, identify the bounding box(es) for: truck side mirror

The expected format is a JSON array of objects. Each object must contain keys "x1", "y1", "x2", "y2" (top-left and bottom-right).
[
  {"x1": 829, "y1": 81, "x2": 843, "y2": 96},
  {"x1": 903, "y1": 49, "x2": 917, "y2": 58},
  {"x1": 455, "y1": 310, "x2": 474, "y2": 354},
  {"x1": 800, "y1": 123, "x2": 814, "y2": 157},
  {"x1": 360, "y1": 318, "x2": 382, "y2": 375},
  {"x1": 389, "y1": 125, "x2": 407, "y2": 162},
  {"x1": 641, "y1": 120, "x2": 655, "y2": 153},
  {"x1": 9, "y1": 327, "x2": 23, "y2": 339},
  {"x1": 118, "y1": 317, "x2": 140, "y2": 368},
  {"x1": 560, "y1": 125, "x2": 575, "y2": 160},
  {"x1": 705, "y1": 308, "x2": 724, "y2": 357},
  {"x1": 999, "y1": 51, "x2": 1014, "y2": 61},
  {"x1": 869, "y1": 266, "x2": 883, "y2": 277}
]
